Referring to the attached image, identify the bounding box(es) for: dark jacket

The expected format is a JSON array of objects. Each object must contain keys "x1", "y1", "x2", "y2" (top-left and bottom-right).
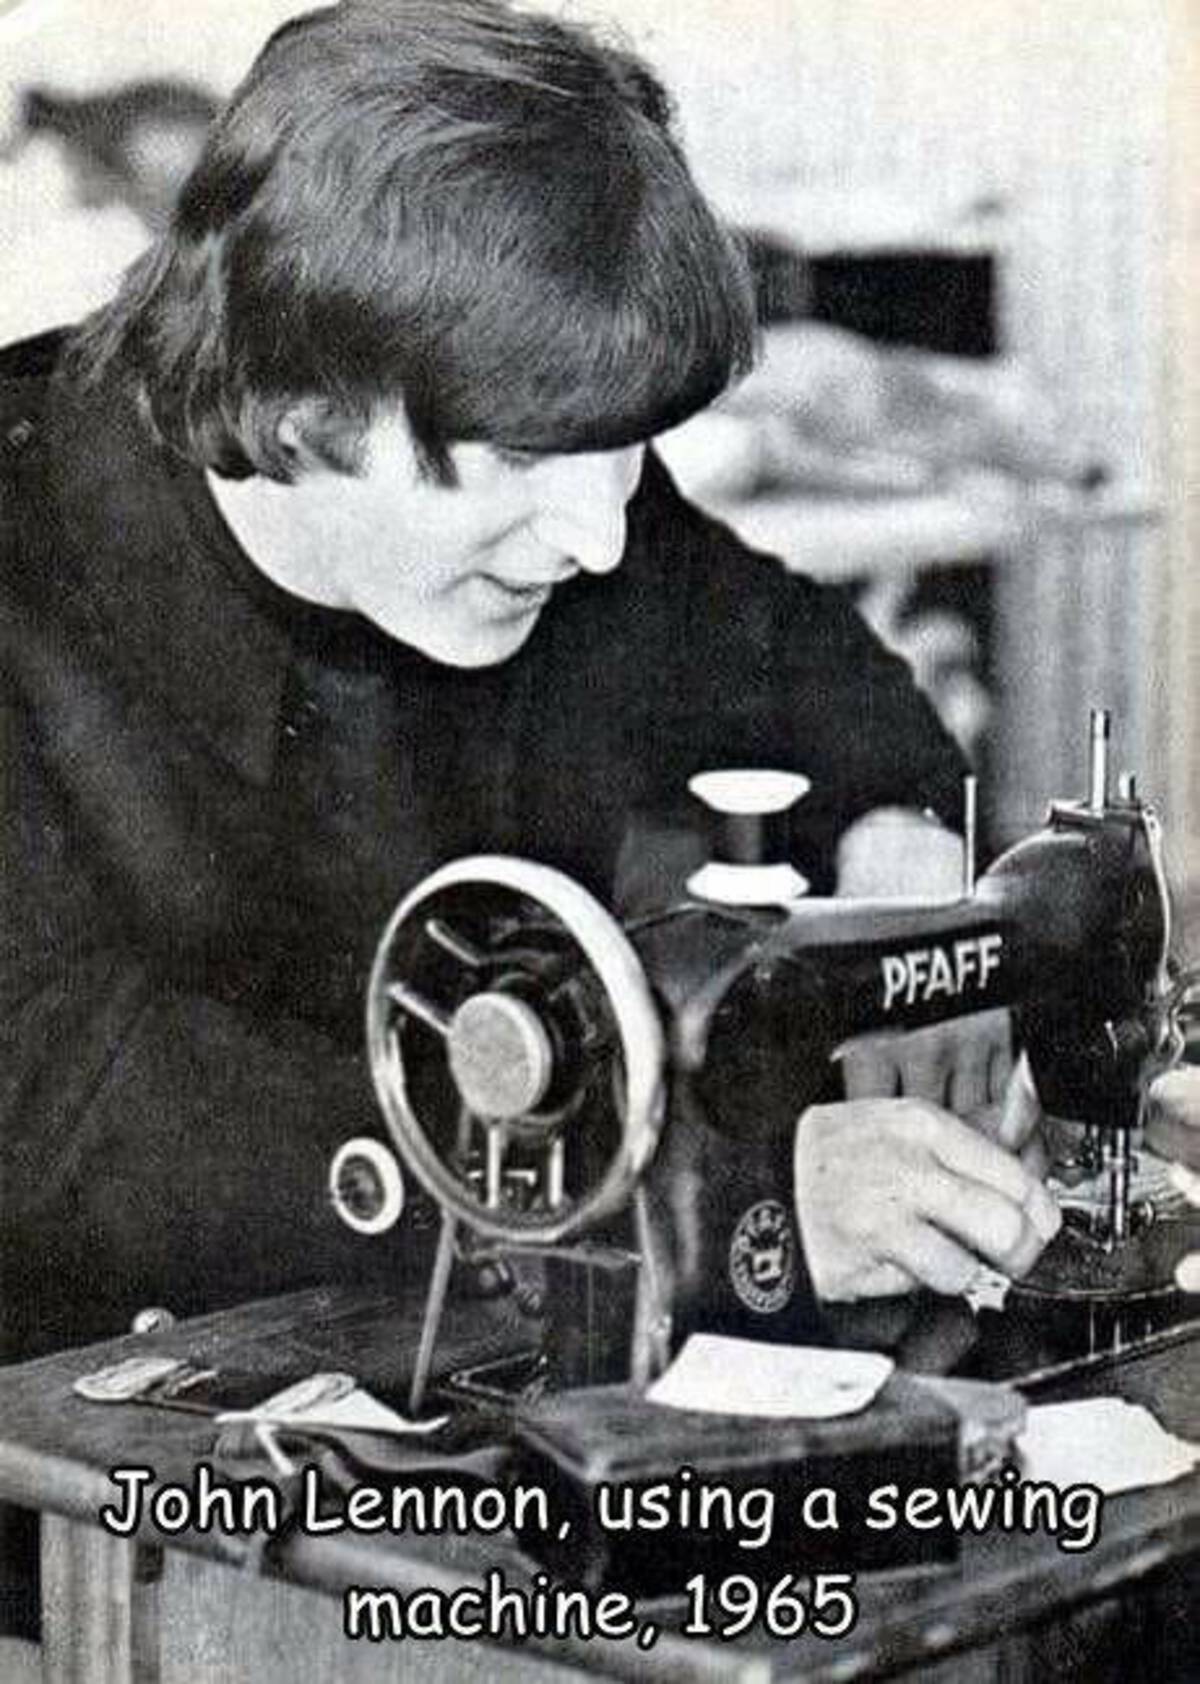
[{"x1": 0, "y1": 333, "x2": 965, "y2": 1357}]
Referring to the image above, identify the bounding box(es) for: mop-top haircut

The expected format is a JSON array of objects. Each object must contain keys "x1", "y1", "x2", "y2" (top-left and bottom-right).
[{"x1": 72, "y1": 0, "x2": 756, "y2": 483}]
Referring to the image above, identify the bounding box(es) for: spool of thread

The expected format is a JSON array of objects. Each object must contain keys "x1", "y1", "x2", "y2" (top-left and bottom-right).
[
  {"x1": 710, "y1": 805, "x2": 794, "y2": 866},
  {"x1": 686, "y1": 769, "x2": 810, "y2": 906}
]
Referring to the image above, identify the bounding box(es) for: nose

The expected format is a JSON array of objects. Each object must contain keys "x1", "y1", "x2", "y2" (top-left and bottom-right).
[{"x1": 531, "y1": 446, "x2": 645, "y2": 575}]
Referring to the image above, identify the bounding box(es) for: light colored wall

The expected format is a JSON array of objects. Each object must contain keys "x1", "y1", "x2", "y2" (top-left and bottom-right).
[
  {"x1": 1159, "y1": 0, "x2": 1200, "y2": 936},
  {"x1": 0, "y1": 0, "x2": 306, "y2": 101},
  {"x1": 586, "y1": 2, "x2": 1196, "y2": 884}
]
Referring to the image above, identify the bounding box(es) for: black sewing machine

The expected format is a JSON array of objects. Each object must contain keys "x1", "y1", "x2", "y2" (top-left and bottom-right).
[{"x1": 329, "y1": 710, "x2": 1198, "y2": 1414}]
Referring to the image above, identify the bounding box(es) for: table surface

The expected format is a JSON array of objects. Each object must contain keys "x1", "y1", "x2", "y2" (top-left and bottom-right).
[{"x1": 1, "y1": 1285, "x2": 1198, "y2": 1684}]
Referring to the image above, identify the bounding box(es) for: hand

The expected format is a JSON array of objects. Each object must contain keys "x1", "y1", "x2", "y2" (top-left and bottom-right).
[
  {"x1": 1145, "y1": 1066, "x2": 1200, "y2": 1173},
  {"x1": 841, "y1": 1007, "x2": 1014, "y2": 1112},
  {"x1": 1166, "y1": 1162, "x2": 1200, "y2": 1295},
  {"x1": 794, "y1": 1071, "x2": 1060, "y2": 1302},
  {"x1": 966, "y1": 1051, "x2": 1050, "y2": 1178},
  {"x1": 1144, "y1": 1066, "x2": 1200, "y2": 1295},
  {"x1": 834, "y1": 809, "x2": 1013, "y2": 1110},
  {"x1": 834, "y1": 806, "x2": 966, "y2": 902}
]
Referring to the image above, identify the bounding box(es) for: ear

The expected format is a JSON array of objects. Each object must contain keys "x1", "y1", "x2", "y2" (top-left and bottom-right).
[
  {"x1": 275, "y1": 399, "x2": 369, "y2": 478},
  {"x1": 276, "y1": 406, "x2": 307, "y2": 459},
  {"x1": 275, "y1": 402, "x2": 328, "y2": 479}
]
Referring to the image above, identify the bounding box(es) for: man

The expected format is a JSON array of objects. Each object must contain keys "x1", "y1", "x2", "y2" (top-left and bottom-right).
[{"x1": 1, "y1": 0, "x2": 1056, "y2": 1370}]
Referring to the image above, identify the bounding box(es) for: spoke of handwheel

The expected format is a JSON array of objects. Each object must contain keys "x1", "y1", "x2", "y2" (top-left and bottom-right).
[
  {"x1": 425, "y1": 918, "x2": 488, "y2": 969},
  {"x1": 386, "y1": 982, "x2": 451, "y2": 1037},
  {"x1": 545, "y1": 1135, "x2": 566, "y2": 1209},
  {"x1": 485, "y1": 1122, "x2": 507, "y2": 1210}
]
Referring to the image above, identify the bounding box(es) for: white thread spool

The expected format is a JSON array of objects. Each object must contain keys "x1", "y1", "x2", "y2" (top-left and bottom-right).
[{"x1": 686, "y1": 768, "x2": 811, "y2": 907}]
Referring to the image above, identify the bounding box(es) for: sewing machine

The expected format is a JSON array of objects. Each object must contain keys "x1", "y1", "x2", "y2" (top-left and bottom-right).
[{"x1": 329, "y1": 710, "x2": 1194, "y2": 1413}]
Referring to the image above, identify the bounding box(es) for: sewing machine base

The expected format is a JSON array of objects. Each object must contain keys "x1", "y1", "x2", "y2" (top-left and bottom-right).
[
  {"x1": 964, "y1": 1289, "x2": 1200, "y2": 1388},
  {"x1": 430, "y1": 1272, "x2": 1200, "y2": 1418},
  {"x1": 818, "y1": 1281, "x2": 1200, "y2": 1394},
  {"x1": 1013, "y1": 1208, "x2": 1199, "y2": 1302}
]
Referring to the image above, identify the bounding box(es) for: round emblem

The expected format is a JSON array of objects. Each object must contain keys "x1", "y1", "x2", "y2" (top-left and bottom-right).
[{"x1": 728, "y1": 1198, "x2": 797, "y2": 1314}]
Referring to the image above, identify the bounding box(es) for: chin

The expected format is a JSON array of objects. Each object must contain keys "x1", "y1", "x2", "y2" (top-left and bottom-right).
[{"x1": 386, "y1": 611, "x2": 541, "y2": 669}]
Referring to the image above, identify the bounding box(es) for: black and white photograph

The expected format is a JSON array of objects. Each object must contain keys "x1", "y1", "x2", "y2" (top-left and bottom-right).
[{"x1": 1, "y1": 2, "x2": 1198, "y2": 1679}]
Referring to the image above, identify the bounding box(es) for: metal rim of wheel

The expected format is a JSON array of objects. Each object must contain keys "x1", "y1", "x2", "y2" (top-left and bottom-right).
[{"x1": 366, "y1": 855, "x2": 666, "y2": 1244}]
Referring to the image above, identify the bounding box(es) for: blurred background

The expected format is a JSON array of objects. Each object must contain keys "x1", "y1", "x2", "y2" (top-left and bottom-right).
[{"x1": 1, "y1": 0, "x2": 1196, "y2": 934}]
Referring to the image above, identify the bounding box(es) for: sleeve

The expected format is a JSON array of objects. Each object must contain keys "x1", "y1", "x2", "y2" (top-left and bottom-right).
[
  {"x1": 631, "y1": 453, "x2": 969, "y2": 893},
  {"x1": 1, "y1": 600, "x2": 430, "y2": 1364}
]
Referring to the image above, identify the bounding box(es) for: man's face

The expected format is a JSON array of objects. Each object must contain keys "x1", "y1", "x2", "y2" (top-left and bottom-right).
[{"x1": 307, "y1": 411, "x2": 646, "y2": 666}]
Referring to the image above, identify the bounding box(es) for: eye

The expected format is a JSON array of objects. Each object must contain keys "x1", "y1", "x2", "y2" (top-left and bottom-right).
[{"x1": 491, "y1": 446, "x2": 544, "y2": 473}]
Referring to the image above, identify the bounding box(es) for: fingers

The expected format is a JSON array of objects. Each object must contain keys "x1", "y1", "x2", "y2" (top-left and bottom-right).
[
  {"x1": 1019, "y1": 1131, "x2": 1050, "y2": 1179},
  {"x1": 947, "y1": 1035, "x2": 993, "y2": 1115},
  {"x1": 987, "y1": 1032, "x2": 1015, "y2": 1103},
  {"x1": 1153, "y1": 1067, "x2": 1200, "y2": 1298},
  {"x1": 838, "y1": 1010, "x2": 1014, "y2": 1112},
  {"x1": 917, "y1": 1163, "x2": 1051, "y2": 1279},
  {"x1": 840, "y1": 1040, "x2": 900, "y2": 1102},
  {"x1": 885, "y1": 1101, "x2": 1056, "y2": 1286},
  {"x1": 880, "y1": 1221, "x2": 985, "y2": 1297},
  {"x1": 841, "y1": 1023, "x2": 955, "y2": 1106},
  {"x1": 794, "y1": 1098, "x2": 1060, "y2": 1303},
  {"x1": 917, "y1": 1102, "x2": 1060, "y2": 1243},
  {"x1": 1146, "y1": 1109, "x2": 1200, "y2": 1171},
  {"x1": 1145, "y1": 1067, "x2": 1200, "y2": 1171},
  {"x1": 1168, "y1": 1160, "x2": 1200, "y2": 1207},
  {"x1": 898, "y1": 1041, "x2": 951, "y2": 1106},
  {"x1": 948, "y1": 1008, "x2": 1013, "y2": 1114},
  {"x1": 995, "y1": 1051, "x2": 1041, "y2": 1152},
  {"x1": 837, "y1": 1258, "x2": 924, "y2": 1299},
  {"x1": 1150, "y1": 1066, "x2": 1200, "y2": 1112}
]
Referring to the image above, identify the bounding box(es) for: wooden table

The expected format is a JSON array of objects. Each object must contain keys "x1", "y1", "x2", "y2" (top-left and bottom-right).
[{"x1": 1, "y1": 1286, "x2": 1197, "y2": 1684}]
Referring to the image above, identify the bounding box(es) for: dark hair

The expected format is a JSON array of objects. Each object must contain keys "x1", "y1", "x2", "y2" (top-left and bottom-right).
[{"x1": 69, "y1": 0, "x2": 755, "y2": 483}]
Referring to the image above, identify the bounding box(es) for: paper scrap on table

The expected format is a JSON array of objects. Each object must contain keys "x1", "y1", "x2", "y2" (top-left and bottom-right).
[
  {"x1": 1018, "y1": 1398, "x2": 1200, "y2": 1493},
  {"x1": 646, "y1": 1334, "x2": 893, "y2": 1419},
  {"x1": 217, "y1": 1387, "x2": 446, "y2": 1436},
  {"x1": 279, "y1": 1387, "x2": 447, "y2": 1435}
]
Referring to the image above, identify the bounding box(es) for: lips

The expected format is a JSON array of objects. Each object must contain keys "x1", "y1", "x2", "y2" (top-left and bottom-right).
[
  {"x1": 480, "y1": 566, "x2": 575, "y2": 608},
  {"x1": 489, "y1": 578, "x2": 555, "y2": 601}
]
